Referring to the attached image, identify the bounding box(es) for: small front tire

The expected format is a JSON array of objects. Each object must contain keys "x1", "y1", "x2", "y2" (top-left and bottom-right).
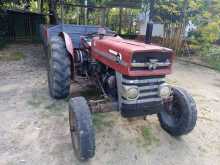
[
  {"x1": 158, "y1": 87, "x2": 197, "y2": 136},
  {"x1": 69, "y1": 97, "x2": 95, "y2": 161}
]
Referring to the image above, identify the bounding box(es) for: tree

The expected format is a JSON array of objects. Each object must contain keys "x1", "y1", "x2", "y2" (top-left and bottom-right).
[{"x1": 188, "y1": 0, "x2": 220, "y2": 53}]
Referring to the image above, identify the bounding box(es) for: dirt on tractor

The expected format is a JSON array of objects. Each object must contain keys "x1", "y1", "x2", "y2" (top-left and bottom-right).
[{"x1": 0, "y1": 44, "x2": 220, "y2": 165}]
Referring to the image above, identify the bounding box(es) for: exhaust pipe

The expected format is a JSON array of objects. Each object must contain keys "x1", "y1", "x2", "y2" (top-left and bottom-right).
[{"x1": 145, "y1": 22, "x2": 153, "y2": 44}]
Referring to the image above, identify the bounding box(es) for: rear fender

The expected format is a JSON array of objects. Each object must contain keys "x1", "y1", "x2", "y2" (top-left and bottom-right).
[
  {"x1": 59, "y1": 32, "x2": 74, "y2": 57},
  {"x1": 59, "y1": 32, "x2": 75, "y2": 80}
]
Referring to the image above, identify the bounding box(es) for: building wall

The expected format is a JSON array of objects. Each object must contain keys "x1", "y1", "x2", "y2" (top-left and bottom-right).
[
  {"x1": 138, "y1": 11, "x2": 164, "y2": 37},
  {"x1": 0, "y1": 9, "x2": 46, "y2": 42}
]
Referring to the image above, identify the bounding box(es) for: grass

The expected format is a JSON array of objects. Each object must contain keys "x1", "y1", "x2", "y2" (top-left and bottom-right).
[
  {"x1": 92, "y1": 113, "x2": 114, "y2": 131},
  {"x1": 64, "y1": 96, "x2": 71, "y2": 102},
  {"x1": 0, "y1": 51, "x2": 25, "y2": 61},
  {"x1": 199, "y1": 45, "x2": 220, "y2": 71},
  {"x1": 27, "y1": 94, "x2": 43, "y2": 108},
  {"x1": 44, "y1": 101, "x2": 65, "y2": 112},
  {"x1": 27, "y1": 91, "x2": 66, "y2": 113},
  {"x1": 204, "y1": 56, "x2": 220, "y2": 71},
  {"x1": 136, "y1": 127, "x2": 160, "y2": 150}
]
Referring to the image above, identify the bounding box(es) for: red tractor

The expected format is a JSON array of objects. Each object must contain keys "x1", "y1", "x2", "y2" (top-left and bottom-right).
[{"x1": 41, "y1": 24, "x2": 197, "y2": 161}]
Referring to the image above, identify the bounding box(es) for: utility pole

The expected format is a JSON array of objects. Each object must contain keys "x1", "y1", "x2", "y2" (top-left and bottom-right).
[
  {"x1": 183, "y1": 0, "x2": 188, "y2": 27},
  {"x1": 149, "y1": 0, "x2": 155, "y2": 22},
  {"x1": 119, "y1": 8, "x2": 122, "y2": 35},
  {"x1": 40, "y1": 0, "x2": 44, "y2": 13},
  {"x1": 145, "y1": 0, "x2": 155, "y2": 43},
  {"x1": 100, "y1": 7, "x2": 106, "y2": 27},
  {"x1": 60, "y1": 0, "x2": 64, "y2": 31},
  {"x1": 48, "y1": 0, "x2": 58, "y2": 24},
  {"x1": 85, "y1": 0, "x2": 88, "y2": 24}
]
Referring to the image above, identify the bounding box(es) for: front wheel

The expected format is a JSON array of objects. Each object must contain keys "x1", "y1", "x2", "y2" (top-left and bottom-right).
[
  {"x1": 158, "y1": 87, "x2": 197, "y2": 136},
  {"x1": 69, "y1": 97, "x2": 95, "y2": 161}
]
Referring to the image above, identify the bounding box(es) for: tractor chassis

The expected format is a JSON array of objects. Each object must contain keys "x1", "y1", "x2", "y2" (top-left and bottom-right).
[{"x1": 88, "y1": 99, "x2": 118, "y2": 113}]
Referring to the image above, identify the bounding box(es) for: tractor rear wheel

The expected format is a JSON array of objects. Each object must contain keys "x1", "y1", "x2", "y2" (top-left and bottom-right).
[
  {"x1": 158, "y1": 87, "x2": 197, "y2": 136},
  {"x1": 47, "y1": 36, "x2": 71, "y2": 99},
  {"x1": 69, "y1": 97, "x2": 95, "y2": 161}
]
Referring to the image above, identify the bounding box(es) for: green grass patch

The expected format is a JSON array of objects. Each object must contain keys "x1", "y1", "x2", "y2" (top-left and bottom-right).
[
  {"x1": 92, "y1": 113, "x2": 114, "y2": 131},
  {"x1": 27, "y1": 91, "x2": 65, "y2": 112},
  {"x1": 64, "y1": 95, "x2": 71, "y2": 102},
  {"x1": 204, "y1": 57, "x2": 220, "y2": 71},
  {"x1": 142, "y1": 127, "x2": 158, "y2": 144},
  {"x1": 137, "y1": 127, "x2": 160, "y2": 150},
  {"x1": 44, "y1": 102, "x2": 65, "y2": 112},
  {"x1": 28, "y1": 94, "x2": 48, "y2": 109},
  {"x1": 0, "y1": 51, "x2": 25, "y2": 61},
  {"x1": 27, "y1": 95, "x2": 43, "y2": 108},
  {"x1": 200, "y1": 45, "x2": 220, "y2": 71},
  {"x1": 27, "y1": 99, "x2": 42, "y2": 108}
]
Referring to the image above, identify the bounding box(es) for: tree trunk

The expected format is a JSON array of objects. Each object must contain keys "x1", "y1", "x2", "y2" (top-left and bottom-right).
[
  {"x1": 149, "y1": 0, "x2": 155, "y2": 22},
  {"x1": 119, "y1": 8, "x2": 122, "y2": 34},
  {"x1": 40, "y1": 0, "x2": 44, "y2": 13},
  {"x1": 49, "y1": 0, "x2": 59, "y2": 24}
]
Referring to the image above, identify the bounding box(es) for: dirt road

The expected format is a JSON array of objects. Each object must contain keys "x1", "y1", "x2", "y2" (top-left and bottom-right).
[{"x1": 0, "y1": 44, "x2": 220, "y2": 165}]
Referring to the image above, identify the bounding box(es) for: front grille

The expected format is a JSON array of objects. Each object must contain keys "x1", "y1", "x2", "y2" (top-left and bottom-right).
[
  {"x1": 131, "y1": 52, "x2": 171, "y2": 71},
  {"x1": 121, "y1": 75, "x2": 164, "y2": 104}
]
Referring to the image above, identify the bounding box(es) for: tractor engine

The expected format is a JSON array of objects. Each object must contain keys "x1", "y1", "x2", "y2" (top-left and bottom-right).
[{"x1": 74, "y1": 47, "x2": 118, "y2": 98}]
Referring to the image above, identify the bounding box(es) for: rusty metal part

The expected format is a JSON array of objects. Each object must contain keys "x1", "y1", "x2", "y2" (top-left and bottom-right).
[{"x1": 89, "y1": 99, "x2": 118, "y2": 113}]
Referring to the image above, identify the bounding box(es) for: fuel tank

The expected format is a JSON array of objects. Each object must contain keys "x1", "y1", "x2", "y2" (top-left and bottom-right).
[{"x1": 91, "y1": 36, "x2": 174, "y2": 77}]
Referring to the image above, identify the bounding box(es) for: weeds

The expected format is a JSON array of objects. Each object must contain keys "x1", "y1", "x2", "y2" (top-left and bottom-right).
[
  {"x1": 203, "y1": 57, "x2": 220, "y2": 71},
  {"x1": 27, "y1": 91, "x2": 66, "y2": 113},
  {"x1": 201, "y1": 45, "x2": 220, "y2": 71},
  {"x1": 136, "y1": 127, "x2": 160, "y2": 150},
  {"x1": 44, "y1": 101, "x2": 66, "y2": 112},
  {"x1": 0, "y1": 51, "x2": 25, "y2": 61},
  {"x1": 92, "y1": 113, "x2": 114, "y2": 131},
  {"x1": 27, "y1": 94, "x2": 43, "y2": 108}
]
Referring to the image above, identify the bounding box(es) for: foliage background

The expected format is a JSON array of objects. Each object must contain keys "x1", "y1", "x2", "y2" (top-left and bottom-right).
[{"x1": 0, "y1": 0, "x2": 220, "y2": 70}]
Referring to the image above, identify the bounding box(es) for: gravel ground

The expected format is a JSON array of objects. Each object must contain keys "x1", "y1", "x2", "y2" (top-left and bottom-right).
[{"x1": 0, "y1": 44, "x2": 220, "y2": 165}]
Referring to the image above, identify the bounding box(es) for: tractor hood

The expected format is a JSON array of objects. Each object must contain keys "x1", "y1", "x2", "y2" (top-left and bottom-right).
[
  {"x1": 92, "y1": 36, "x2": 172, "y2": 53},
  {"x1": 91, "y1": 36, "x2": 174, "y2": 77}
]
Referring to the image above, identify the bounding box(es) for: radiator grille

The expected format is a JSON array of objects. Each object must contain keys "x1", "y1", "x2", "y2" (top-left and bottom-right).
[
  {"x1": 131, "y1": 52, "x2": 171, "y2": 71},
  {"x1": 121, "y1": 75, "x2": 164, "y2": 104}
]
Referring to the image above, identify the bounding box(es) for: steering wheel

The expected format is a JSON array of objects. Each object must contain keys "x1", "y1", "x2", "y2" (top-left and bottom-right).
[
  {"x1": 85, "y1": 32, "x2": 99, "y2": 38},
  {"x1": 85, "y1": 31, "x2": 118, "y2": 38}
]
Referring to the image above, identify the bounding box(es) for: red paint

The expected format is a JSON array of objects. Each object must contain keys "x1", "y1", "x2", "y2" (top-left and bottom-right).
[
  {"x1": 60, "y1": 32, "x2": 74, "y2": 56},
  {"x1": 91, "y1": 36, "x2": 174, "y2": 77},
  {"x1": 41, "y1": 25, "x2": 49, "y2": 42},
  {"x1": 45, "y1": 29, "x2": 48, "y2": 40}
]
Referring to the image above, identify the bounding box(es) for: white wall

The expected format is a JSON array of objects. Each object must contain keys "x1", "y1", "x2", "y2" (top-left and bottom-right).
[{"x1": 138, "y1": 12, "x2": 164, "y2": 37}]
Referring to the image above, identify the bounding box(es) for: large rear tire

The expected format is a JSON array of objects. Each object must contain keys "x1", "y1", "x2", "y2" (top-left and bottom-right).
[
  {"x1": 69, "y1": 97, "x2": 95, "y2": 161},
  {"x1": 47, "y1": 36, "x2": 71, "y2": 99},
  {"x1": 158, "y1": 87, "x2": 197, "y2": 136}
]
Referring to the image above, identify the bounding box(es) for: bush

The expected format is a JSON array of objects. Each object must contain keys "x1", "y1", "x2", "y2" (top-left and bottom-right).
[{"x1": 203, "y1": 46, "x2": 220, "y2": 71}]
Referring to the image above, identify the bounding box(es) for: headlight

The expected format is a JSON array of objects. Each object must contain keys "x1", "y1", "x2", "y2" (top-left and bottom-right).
[
  {"x1": 158, "y1": 84, "x2": 171, "y2": 99},
  {"x1": 121, "y1": 85, "x2": 139, "y2": 100}
]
